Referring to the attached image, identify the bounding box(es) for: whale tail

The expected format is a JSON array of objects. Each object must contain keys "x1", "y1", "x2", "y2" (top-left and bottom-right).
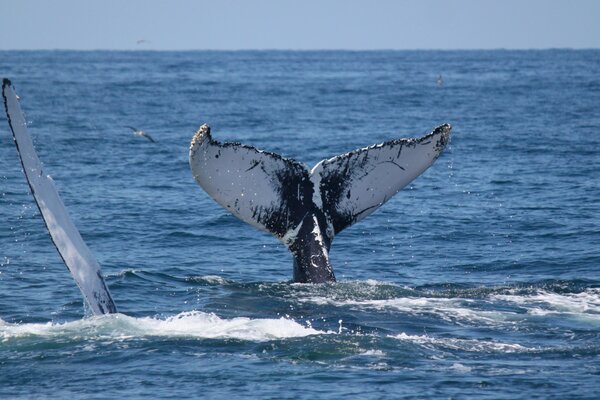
[
  {"x1": 189, "y1": 123, "x2": 451, "y2": 282},
  {"x1": 2, "y1": 79, "x2": 117, "y2": 314}
]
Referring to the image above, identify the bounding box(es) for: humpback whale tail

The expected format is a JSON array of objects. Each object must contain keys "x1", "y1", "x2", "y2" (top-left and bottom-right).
[
  {"x1": 2, "y1": 79, "x2": 117, "y2": 315},
  {"x1": 189, "y1": 123, "x2": 451, "y2": 283}
]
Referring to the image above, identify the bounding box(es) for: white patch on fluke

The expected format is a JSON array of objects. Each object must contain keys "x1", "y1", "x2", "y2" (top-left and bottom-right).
[
  {"x1": 282, "y1": 219, "x2": 305, "y2": 247},
  {"x1": 310, "y1": 214, "x2": 329, "y2": 260},
  {"x1": 308, "y1": 162, "x2": 324, "y2": 209}
]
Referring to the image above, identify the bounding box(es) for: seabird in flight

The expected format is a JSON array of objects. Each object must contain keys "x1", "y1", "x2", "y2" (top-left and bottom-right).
[{"x1": 126, "y1": 126, "x2": 156, "y2": 143}]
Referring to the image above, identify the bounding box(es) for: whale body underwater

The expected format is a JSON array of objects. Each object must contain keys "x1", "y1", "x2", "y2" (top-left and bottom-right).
[{"x1": 2, "y1": 79, "x2": 451, "y2": 314}]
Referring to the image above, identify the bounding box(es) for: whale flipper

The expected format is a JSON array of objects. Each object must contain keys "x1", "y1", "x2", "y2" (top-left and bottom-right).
[
  {"x1": 311, "y1": 124, "x2": 451, "y2": 235},
  {"x1": 2, "y1": 79, "x2": 117, "y2": 315},
  {"x1": 190, "y1": 123, "x2": 451, "y2": 283}
]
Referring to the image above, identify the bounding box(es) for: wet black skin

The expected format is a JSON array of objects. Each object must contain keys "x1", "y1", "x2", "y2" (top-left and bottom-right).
[{"x1": 288, "y1": 208, "x2": 336, "y2": 283}]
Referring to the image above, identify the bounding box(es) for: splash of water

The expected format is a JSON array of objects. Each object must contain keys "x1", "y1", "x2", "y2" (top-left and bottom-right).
[{"x1": 0, "y1": 311, "x2": 324, "y2": 343}]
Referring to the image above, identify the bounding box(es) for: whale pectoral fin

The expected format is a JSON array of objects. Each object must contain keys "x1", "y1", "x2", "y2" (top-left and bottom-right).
[
  {"x1": 2, "y1": 79, "x2": 117, "y2": 315},
  {"x1": 189, "y1": 125, "x2": 312, "y2": 239},
  {"x1": 311, "y1": 124, "x2": 452, "y2": 235}
]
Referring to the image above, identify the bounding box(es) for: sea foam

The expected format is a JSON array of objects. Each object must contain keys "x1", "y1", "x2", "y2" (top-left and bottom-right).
[{"x1": 0, "y1": 311, "x2": 323, "y2": 343}]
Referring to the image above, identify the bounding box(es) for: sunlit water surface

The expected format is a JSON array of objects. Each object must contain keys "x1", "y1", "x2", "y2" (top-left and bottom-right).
[{"x1": 1, "y1": 50, "x2": 599, "y2": 399}]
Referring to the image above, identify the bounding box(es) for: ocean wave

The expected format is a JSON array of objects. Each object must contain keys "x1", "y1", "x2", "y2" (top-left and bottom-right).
[{"x1": 0, "y1": 311, "x2": 323, "y2": 343}]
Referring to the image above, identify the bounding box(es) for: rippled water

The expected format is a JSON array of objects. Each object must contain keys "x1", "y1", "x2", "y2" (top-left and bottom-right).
[{"x1": 1, "y1": 50, "x2": 599, "y2": 399}]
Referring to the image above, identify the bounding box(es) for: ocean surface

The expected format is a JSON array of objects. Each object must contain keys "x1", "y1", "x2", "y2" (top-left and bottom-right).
[{"x1": 0, "y1": 50, "x2": 599, "y2": 399}]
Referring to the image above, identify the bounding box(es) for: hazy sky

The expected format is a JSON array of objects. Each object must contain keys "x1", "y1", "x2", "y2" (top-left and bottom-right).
[{"x1": 2, "y1": 0, "x2": 599, "y2": 50}]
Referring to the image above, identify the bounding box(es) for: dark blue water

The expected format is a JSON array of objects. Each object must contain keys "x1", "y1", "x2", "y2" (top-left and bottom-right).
[{"x1": 1, "y1": 50, "x2": 599, "y2": 399}]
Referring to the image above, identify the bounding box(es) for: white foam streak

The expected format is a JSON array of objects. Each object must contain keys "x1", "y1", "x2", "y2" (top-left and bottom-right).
[
  {"x1": 392, "y1": 333, "x2": 534, "y2": 353},
  {"x1": 300, "y1": 296, "x2": 512, "y2": 324},
  {"x1": 492, "y1": 289, "x2": 600, "y2": 317},
  {"x1": 359, "y1": 349, "x2": 386, "y2": 356},
  {"x1": 298, "y1": 288, "x2": 600, "y2": 325},
  {"x1": 197, "y1": 275, "x2": 229, "y2": 284},
  {"x1": 0, "y1": 311, "x2": 323, "y2": 343}
]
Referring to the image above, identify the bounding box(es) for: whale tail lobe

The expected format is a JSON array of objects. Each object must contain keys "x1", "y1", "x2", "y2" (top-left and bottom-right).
[{"x1": 310, "y1": 124, "x2": 451, "y2": 235}]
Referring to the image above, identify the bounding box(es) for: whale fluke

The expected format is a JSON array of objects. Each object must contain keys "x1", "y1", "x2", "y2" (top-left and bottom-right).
[
  {"x1": 190, "y1": 123, "x2": 451, "y2": 283},
  {"x1": 2, "y1": 79, "x2": 117, "y2": 315}
]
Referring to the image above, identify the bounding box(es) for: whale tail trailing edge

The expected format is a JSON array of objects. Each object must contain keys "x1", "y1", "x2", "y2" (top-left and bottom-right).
[
  {"x1": 190, "y1": 123, "x2": 451, "y2": 282},
  {"x1": 2, "y1": 79, "x2": 117, "y2": 315}
]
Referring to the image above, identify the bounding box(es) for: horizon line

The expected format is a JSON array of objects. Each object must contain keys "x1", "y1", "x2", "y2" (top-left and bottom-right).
[{"x1": 1, "y1": 47, "x2": 599, "y2": 52}]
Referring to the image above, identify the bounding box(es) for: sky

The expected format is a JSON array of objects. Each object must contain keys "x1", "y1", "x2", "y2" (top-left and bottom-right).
[{"x1": 1, "y1": 0, "x2": 599, "y2": 50}]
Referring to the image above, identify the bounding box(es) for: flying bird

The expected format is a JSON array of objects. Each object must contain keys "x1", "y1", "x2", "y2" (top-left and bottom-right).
[{"x1": 126, "y1": 126, "x2": 156, "y2": 143}]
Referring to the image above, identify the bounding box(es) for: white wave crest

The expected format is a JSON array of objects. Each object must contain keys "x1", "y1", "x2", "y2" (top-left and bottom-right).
[
  {"x1": 359, "y1": 349, "x2": 386, "y2": 356},
  {"x1": 0, "y1": 311, "x2": 323, "y2": 343},
  {"x1": 195, "y1": 275, "x2": 230, "y2": 284}
]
